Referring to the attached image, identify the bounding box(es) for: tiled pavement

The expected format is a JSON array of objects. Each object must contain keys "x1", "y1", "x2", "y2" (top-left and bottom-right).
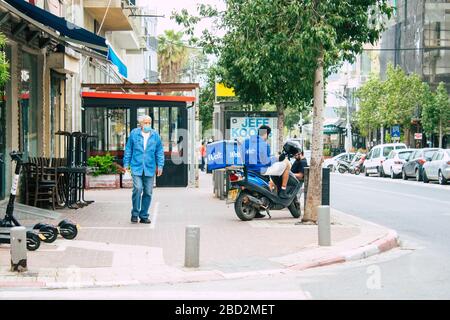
[{"x1": 0, "y1": 172, "x2": 397, "y2": 288}]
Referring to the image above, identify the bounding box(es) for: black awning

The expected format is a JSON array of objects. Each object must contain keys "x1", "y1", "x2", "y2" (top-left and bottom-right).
[{"x1": 4, "y1": 0, "x2": 108, "y2": 52}]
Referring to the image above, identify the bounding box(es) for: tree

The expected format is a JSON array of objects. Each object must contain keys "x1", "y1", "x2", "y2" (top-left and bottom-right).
[
  {"x1": 199, "y1": 68, "x2": 216, "y2": 135},
  {"x1": 422, "y1": 82, "x2": 450, "y2": 148},
  {"x1": 157, "y1": 30, "x2": 189, "y2": 82},
  {"x1": 174, "y1": 0, "x2": 392, "y2": 222},
  {"x1": 355, "y1": 74, "x2": 384, "y2": 144}
]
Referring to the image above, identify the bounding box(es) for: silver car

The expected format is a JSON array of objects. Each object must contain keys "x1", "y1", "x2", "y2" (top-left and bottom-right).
[{"x1": 422, "y1": 149, "x2": 450, "y2": 185}]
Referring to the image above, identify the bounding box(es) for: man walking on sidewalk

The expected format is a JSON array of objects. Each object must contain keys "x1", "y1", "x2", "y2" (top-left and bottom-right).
[{"x1": 123, "y1": 115, "x2": 164, "y2": 224}]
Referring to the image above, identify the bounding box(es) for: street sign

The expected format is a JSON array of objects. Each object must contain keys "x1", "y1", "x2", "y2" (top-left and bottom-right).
[
  {"x1": 215, "y1": 83, "x2": 236, "y2": 97},
  {"x1": 229, "y1": 116, "x2": 278, "y2": 152},
  {"x1": 391, "y1": 125, "x2": 401, "y2": 138},
  {"x1": 414, "y1": 133, "x2": 423, "y2": 140}
]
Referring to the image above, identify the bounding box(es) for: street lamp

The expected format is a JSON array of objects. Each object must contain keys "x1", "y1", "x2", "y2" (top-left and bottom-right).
[{"x1": 342, "y1": 86, "x2": 353, "y2": 153}]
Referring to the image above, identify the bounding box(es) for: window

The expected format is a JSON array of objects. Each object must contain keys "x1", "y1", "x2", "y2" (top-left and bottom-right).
[
  {"x1": 446, "y1": 150, "x2": 450, "y2": 157},
  {"x1": 395, "y1": 145, "x2": 406, "y2": 150},
  {"x1": 387, "y1": 151, "x2": 395, "y2": 159},
  {"x1": 383, "y1": 146, "x2": 394, "y2": 157},
  {"x1": 372, "y1": 148, "x2": 381, "y2": 158},
  {"x1": 398, "y1": 151, "x2": 413, "y2": 160},
  {"x1": 424, "y1": 150, "x2": 437, "y2": 159}
]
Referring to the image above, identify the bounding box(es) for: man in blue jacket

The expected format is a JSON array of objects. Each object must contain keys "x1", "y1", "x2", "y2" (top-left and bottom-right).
[
  {"x1": 123, "y1": 115, "x2": 164, "y2": 224},
  {"x1": 243, "y1": 125, "x2": 292, "y2": 199}
]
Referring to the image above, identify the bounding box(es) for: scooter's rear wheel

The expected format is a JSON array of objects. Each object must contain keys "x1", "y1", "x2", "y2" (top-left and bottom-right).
[
  {"x1": 288, "y1": 199, "x2": 301, "y2": 218},
  {"x1": 234, "y1": 192, "x2": 257, "y2": 221}
]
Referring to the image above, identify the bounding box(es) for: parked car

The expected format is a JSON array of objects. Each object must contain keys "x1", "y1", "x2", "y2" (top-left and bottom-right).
[
  {"x1": 402, "y1": 148, "x2": 440, "y2": 181},
  {"x1": 364, "y1": 143, "x2": 407, "y2": 176},
  {"x1": 422, "y1": 149, "x2": 450, "y2": 185},
  {"x1": 381, "y1": 149, "x2": 415, "y2": 179},
  {"x1": 322, "y1": 152, "x2": 356, "y2": 172}
]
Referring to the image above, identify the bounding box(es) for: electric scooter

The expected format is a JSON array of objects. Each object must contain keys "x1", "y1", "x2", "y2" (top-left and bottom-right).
[
  {"x1": 0, "y1": 152, "x2": 78, "y2": 251},
  {"x1": 226, "y1": 142, "x2": 302, "y2": 221}
]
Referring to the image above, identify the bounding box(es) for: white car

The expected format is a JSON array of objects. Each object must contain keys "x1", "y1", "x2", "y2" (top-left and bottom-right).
[
  {"x1": 423, "y1": 149, "x2": 450, "y2": 185},
  {"x1": 322, "y1": 152, "x2": 356, "y2": 172},
  {"x1": 364, "y1": 143, "x2": 407, "y2": 176},
  {"x1": 381, "y1": 149, "x2": 415, "y2": 179}
]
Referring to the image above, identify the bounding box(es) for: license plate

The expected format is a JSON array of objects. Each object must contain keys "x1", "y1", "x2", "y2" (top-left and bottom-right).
[{"x1": 227, "y1": 189, "x2": 239, "y2": 202}]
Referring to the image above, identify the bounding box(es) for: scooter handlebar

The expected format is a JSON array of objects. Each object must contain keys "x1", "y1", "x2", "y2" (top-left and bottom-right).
[{"x1": 9, "y1": 151, "x2": 23, "y2": 161}]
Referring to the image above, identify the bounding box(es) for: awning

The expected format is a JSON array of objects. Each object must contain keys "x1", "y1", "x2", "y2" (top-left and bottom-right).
[
  {"x1": 82, "y1": 92, "x2": 195, "y2": 109},
  {"x1": 107, "y1": 46, "x2": 128, "y2": 78},
  {"x1": 4, "y1": 0, "x2": 108, "y2": 53}
]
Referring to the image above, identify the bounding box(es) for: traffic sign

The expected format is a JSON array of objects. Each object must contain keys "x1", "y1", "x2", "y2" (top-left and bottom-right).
[{"x1": 391, "y1": 125, "x2": 400, "y2": 138}]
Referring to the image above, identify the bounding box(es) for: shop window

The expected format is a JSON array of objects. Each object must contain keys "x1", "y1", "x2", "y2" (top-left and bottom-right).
[{"x1": 21, "y1": 52, "x2": 39, "y2": 159}]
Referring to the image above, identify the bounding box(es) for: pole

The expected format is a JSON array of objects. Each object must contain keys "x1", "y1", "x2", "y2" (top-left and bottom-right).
[
  {"x1": 317, "y1": 206, "x2": 331, "y2": 246},
  {"x1": 10, "y1": 226, "x2": 27, "y2": 272},
  {"x1": 185, "y1": 225, "x2": 200, "y2": 268}
]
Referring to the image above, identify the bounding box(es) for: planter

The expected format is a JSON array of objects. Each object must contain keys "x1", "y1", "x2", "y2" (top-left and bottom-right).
[{"x1": 86, "y1": 174, "x2": 120, "y2": 189}]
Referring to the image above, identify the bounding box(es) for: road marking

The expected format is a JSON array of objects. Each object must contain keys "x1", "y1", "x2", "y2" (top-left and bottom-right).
[
  {"x1": 81, "y1": 227, "x2": 152, "y2": 230},
  {"x1": 333, "y1": 180, "x2": 450, "y2": 206},
  {"x1": 331, "y1": 172, "x2": 449, "y2": 190},
  {"x1": 150, "y1": 201, "x2": 159, "y2": 229}
]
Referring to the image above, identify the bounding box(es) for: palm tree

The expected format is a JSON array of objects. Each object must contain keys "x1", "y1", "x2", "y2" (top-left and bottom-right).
[{"x1": 157, "y1": 30, "x2": 188, "y2": 83}]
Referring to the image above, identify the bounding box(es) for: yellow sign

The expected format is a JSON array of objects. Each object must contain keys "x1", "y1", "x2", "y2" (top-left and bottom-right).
[{"x1": 216, "y1": 83, "x2": 236, "y2": 97}]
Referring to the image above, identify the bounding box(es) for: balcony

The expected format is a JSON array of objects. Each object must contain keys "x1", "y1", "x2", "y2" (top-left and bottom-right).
[{"x1": 84, "y1": 0, "x2": 132, "y2": 31}]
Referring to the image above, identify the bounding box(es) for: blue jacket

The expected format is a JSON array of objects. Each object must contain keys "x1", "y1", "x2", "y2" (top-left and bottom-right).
[
  {"x1": 242, "y1": 135, "x2": 277, "y2": 173},
  {"x1": 123, "y1": 128, "x2": 165, "y2": 177}
]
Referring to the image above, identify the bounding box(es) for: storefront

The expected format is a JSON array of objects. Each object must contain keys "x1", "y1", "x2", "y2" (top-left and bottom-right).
[{"x1": 82, "y1": 92, "x2": 196, "y2": 187}]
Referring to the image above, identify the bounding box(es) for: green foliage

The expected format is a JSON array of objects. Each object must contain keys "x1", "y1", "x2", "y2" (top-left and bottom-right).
[
  {"x1": 87, "y1": 154, "x2": 122, "y2": 176},
  {"x1": 199, "y1": 67, "x2": 216, "y2": 134},
  {"x1": 323, "y1": 147, "x2": 331, "y2": 157},
  {"x1": 0, "y1": 33, "x2": 10, "y2": 87},
  {"x1": 422, "y1": 82, "x2": 450, "y2": 140},
  {"x1": 157, "y1": 30, "x2": 189, "y2": 82},
  {"x1": 355, "y1": 64, "x2": 428, "y2": 138},
  {"x1": 173, "y1": 0, "x2": 392, "y2": 141}
]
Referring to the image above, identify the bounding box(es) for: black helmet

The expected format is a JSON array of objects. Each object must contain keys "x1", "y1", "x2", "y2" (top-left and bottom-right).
[{"x1": 282, "y1": 141, "x2": 302, "y2": 158}]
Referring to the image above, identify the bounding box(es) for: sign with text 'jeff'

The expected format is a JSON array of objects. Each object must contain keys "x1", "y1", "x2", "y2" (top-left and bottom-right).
[{"x1": 230, "y1": 117, "x2": 279, "y2": 153}]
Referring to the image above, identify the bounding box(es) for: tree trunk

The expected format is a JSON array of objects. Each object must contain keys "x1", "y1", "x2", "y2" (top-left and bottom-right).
[
  {"x1": 439, "y1": 119, "x2": 443, "y2": 148},
  {"x1": 276, "y1": 104, "x2": 285, "y2": 153},
  {"x1": 303, "y1": 50, "x2": 325, "y2": 223}
]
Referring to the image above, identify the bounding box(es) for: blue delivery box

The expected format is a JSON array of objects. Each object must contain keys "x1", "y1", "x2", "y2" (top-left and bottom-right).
[{"x1": 206, "y1": 140, "x2": 243, "y2": 171}]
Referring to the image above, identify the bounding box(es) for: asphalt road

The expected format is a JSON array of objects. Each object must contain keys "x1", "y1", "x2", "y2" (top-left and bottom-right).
[{"x1": 2, "y1": 173, "x2": 449, "y2": 300}]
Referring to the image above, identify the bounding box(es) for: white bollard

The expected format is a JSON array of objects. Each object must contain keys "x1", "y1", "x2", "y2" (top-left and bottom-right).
[
  {"x1": 317, "y1": 206, "x2": 331, "y2": 246},
  {"x1": 10, "y1": 226, "x2": 28, "y2": 272},
  {"x1": 185, "y1": 225, "x2": 200, "y2": 268}
]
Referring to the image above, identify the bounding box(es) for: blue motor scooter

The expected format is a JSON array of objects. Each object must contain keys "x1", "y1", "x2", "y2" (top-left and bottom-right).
[{"x1": 227, "y1": 142, "x2": 302, "y2": 221}]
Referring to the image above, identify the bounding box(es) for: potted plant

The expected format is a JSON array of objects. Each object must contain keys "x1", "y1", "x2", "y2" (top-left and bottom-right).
[{"x1": 86, "y1": 154, "x2": 125, "y2": 189}]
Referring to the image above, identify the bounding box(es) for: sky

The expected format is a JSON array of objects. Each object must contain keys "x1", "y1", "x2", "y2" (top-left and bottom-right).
[{"x1": 137, "y1": 0, "x2": 225, "y2": 36}]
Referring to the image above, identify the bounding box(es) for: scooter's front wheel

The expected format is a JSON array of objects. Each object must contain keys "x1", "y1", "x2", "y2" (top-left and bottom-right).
[
  {"x1": 26, "y1": 231, "x2": 41, "y2": 251},
  {"x1": 234, "y1": 192, "x2": 257, "y2": 221}
]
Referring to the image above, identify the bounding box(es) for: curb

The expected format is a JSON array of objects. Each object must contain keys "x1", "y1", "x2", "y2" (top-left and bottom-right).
[
  {"x1": 288, "y1": 229, "x2": 399, "y2": 271},
  {"x1": 0, "y1": 230, "x2": 400, "y2": 290}
]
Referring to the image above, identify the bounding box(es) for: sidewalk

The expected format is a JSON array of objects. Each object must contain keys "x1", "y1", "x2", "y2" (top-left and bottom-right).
[{"x1": 0, "y1": 172, "x2": 399, "y2": 289}]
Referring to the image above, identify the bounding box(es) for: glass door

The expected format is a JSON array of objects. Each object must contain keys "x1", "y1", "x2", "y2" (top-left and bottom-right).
[
  {"x1": 0, "y1": 91, "x2": 5, "y2": 199},
  {"x1": 20, "y1": 52, "x2": 38, "y2": 160}
]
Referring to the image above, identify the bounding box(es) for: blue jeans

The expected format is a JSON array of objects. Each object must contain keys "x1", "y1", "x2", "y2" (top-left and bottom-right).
[{"x1": 131, "y1": 174, "x2": 154, "y2": 220}]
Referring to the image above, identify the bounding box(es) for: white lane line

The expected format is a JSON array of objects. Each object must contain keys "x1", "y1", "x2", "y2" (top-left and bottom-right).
[
  {"x1": 333, "y1": 180, "x2": 450, "y2": 206},
  {"x1": 331, "y1": 173, "x2": 449, "y2": 190},
  {"x1": 150, "y1": 201, "x2": 159, "y2": 229},
  {"x1": 81, "y1": 227, "x2": 151, "y2": 230}
]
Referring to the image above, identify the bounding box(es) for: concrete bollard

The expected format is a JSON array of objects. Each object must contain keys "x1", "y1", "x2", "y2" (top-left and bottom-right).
[
  {"x1": 317, "y1": 206, "x2": 331, "y2": 246},
  {"x1": 185, "y1": 225, "x2": 200, "y2": 268},
  {"x1": 10, "y1": 226, "x2": 28, "y2": 272}
]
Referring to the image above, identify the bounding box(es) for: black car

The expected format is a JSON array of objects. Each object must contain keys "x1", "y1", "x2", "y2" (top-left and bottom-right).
[{"x1": 402, "y1": 148, "x2": 440, "y2": 181}]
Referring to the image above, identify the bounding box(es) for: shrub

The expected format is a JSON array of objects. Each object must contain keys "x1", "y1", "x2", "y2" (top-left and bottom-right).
[{"x1": 87, "y1": 154, "x2": 123, "y2": 176}]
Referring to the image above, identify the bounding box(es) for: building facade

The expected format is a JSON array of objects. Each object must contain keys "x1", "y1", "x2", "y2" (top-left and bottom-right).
[{"x1": 0, "y1": 0, "x2": 158, "y2": 200}]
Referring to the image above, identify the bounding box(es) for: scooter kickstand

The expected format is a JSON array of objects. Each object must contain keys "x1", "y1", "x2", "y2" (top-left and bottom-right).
[{"x1": 265, "y1": 209, "x2": 271, "y2": 219}]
